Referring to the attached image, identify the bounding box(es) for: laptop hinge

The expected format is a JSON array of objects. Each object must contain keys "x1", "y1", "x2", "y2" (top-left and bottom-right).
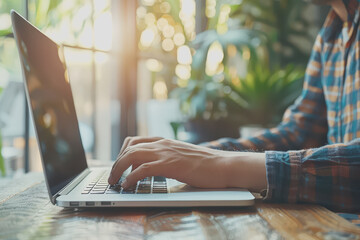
[{"x1": 52, "y1": 168, "x2": 91, "y2": 202}]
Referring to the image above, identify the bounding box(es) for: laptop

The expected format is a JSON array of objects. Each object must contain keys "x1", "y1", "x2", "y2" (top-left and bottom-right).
[{"x1": 11, "y1": 10, "x2": 254, "y2": 208}]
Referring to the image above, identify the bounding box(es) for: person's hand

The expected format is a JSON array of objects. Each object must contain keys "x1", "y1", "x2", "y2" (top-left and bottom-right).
[
  {"x1": 108, "y1": 137, "x2": 229, "y2": 188},
  {"x1": 108, "y1": 137, "x2": 267, "y2": 191}
]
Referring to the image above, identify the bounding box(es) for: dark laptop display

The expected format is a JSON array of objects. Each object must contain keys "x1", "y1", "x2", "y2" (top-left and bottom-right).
[{"x1": 12, "y1": 11, "x2": 87, "y2": 197}]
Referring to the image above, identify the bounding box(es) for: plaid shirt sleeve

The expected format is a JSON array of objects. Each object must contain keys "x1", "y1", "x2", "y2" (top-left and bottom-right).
[
  {"x1": 266, "y1": 140, "x2": 360, "y2": 211},
  {"x1": 201, "y1": 33, "x2": 328, "y2": 152}
]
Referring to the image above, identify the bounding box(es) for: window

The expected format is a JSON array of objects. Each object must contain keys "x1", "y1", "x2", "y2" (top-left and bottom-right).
[{"x1": 0, "y1": 0, "x2": 134, "y2": 177}]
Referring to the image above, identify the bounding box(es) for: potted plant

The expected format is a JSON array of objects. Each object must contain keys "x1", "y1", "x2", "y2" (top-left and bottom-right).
[
  {"x1": 171, "y1": 74, "x2": 240, "y2": 143},
  {"x1": 171, "y1": 53, "x2": 304, "y2": 142},
  {"x1": 223, "y1": 62, "x2": 304, "y2": 139},
  {"x1": 169, "y1": 0, "x2": 313, "y2": 142},
  {"x1": 225, "y1": 62, "x2": 304, "y2": 127},
  {"x1": 171, "y1": 28, "x2": 266, "y2": 143}
]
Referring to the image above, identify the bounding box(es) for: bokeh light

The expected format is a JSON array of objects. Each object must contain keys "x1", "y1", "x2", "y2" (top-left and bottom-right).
[
  {"x1": 142, "y1": 0, "x2": 156, "y2": 7},
  {"x1": 162, "y1": 38, "x2": 174, "y2": 52},
  {"x1": 173, "y1": 32, "x2": 185, "y2": 46},
  {"x1": 136, "y1": 0, "x2": 197, "y2": 101},
  {"x1": 153, "y1": 80, "x2": 168, "y2": 100},
  {"x1": 136, "y1": 7, "x2": 147, "y2": 19},
  {"x1": 146, "y1": 58, "x2": 163, "y2": 72},
  {"x1": 141, "y1": 28, "x2": 156, "y2": 48},
  {"x1": 206, "y1": 41, "x2": 224, "y2": 76},
  {"x1": 242, "y1": 48, "x2": 251, "y2": 60},
  {"x1": 160, "y1": 2, "x2": 171, "y2": 13},
  {"x1": 217, "y1": 4, "x2": 231, "y2": 34},
  {"x1": 145, "y1": 13, "x2": 156, "y2": 25},
  {"x1": 157, "y1": 18, "x2": 168, "y2": 31},
  {"x1": 227, "y1": 44, "x2": 237, "y2": 57},
  {"x1": 175, "y1": 64, "x2": 191, "y2": 80},
  {"x1": 177, "y1": 45, "x2": 192, "y2": 65},
  {"x1": 162, "y1": 25, "x2": 175, "y2": 38},
  {"x1": 206, "y1": 0, "x2": 216, "y2": 18}
]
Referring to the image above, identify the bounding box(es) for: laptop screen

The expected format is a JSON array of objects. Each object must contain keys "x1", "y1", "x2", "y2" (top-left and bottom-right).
[{"x1": 11, "y1": 11, "x2": 88, "y2": 197}]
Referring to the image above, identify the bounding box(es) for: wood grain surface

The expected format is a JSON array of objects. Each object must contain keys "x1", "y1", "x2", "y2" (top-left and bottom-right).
[
  {"x1": 0, "y1": 173, "x2": 359, "y2": 240},
  {"x1": 258, "y1": 204, "x2": 360, "y2": 240}
]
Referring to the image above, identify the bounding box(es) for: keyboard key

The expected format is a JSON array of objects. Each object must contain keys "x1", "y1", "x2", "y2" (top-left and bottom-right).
[
  {"x1": 85, "y1": 174, "x2": 169, "y2": 195},
  {"x1": 91, "y1": 189, "x2": 106, "y2": 193},
  {"x1": 153, "y1": 176, "x2": 166, "y2": 182},
  {"x1": 152, "y1": 189, "x2": 167, "y2": 193},
  {"x1": 138, "y1": 186, "x2": 151, "y2": 190},
  {"x1": 110, "y1": 184, "x2": 122, "y2": 192},
  {"x1": 153, "y1": 183, "x2": 166, "y2": 187},
  {"x1": 136, "y1": 189, "x2": 151, "y2": 194}
]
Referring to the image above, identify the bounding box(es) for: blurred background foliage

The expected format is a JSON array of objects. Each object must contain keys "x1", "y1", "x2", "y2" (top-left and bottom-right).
[
  {"x1": 0, "y1": 0, "x2": 325, "y2": 163},
  {"x1": 168, "y1": 0, "x2": 309, "y2": 127},
  {"x1": 133, "y1": 0, "x2": 320, "y2": 143},
  {"x1": 230, "y1": 0, "x2": 313, "y2": 67},
  {"x1": 0, "y1": 0, "x2": 314, "y2": 127}
]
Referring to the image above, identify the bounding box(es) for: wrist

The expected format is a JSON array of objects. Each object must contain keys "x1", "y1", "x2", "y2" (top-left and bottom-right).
[{"x1": 223, "y1": 152, "x2": 267, "y2": 192}]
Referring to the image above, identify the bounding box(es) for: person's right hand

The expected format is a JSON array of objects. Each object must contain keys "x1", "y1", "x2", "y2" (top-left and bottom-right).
[{"x1": 108, "y1": 136, "x2": 267, "y2": 192}]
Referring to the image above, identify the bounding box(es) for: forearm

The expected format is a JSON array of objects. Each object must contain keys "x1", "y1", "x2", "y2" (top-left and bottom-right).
[{"x1": 222, "y1": 152, "x2": 267, "y2": 192}]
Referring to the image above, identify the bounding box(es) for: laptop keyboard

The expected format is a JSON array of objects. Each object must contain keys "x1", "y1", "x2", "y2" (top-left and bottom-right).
[{"x1": 81, "y1": 171, "x2": 168, "y2": 194}]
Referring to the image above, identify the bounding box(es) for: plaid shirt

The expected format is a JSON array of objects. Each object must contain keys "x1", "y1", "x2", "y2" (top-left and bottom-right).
[{"x1": 204, "y1": 1, "x2": 360, "y2": 211}]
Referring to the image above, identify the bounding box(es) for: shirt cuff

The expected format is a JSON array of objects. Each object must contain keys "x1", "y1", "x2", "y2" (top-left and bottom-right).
[{"x1": 264, "y1": 150, "x2": 303, "y2": 203}]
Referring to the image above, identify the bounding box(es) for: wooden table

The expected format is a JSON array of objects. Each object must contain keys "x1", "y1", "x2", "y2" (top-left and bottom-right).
[{"x1": 1, "y1": 173, "x2": 360, "y2": 240}]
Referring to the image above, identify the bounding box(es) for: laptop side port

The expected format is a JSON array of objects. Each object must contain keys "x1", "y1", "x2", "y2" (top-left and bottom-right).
[
  {"x1": 86, "y1": 202, "x2": 95, "y2": 206},
  {"x1": 70, "y1": 202, "x2": 79, "y2": 207},
  {"x1": 101, "y1": 201, "x2": 111, "y2": 206}
]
